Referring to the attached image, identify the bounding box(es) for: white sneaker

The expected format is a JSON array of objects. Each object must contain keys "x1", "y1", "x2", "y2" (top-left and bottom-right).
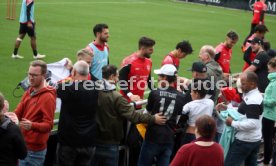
[
  {"x1": 11, "y1": 54, "x2": 24, "y2": 59},
  {"x1": 33, "y1": 54, "x2": 46, "y2": 59}
]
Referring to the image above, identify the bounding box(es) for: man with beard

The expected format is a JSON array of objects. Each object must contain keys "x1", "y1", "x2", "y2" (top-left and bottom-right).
[
  {"x1": 119, "y1": 36, "x2": 155, "y2": 166},
  {"x1": 245, "y1": 37, "x2": 270, "y2": 93},
  {"x1": 85, "y1": 23, "x2": 109, "y2": 80},
  {"x1": 119, "y1": 36, "x2": 156, "y2": 102},
  {"x1": 215, "y1": 31, "x2": 239, "y2": 81}
]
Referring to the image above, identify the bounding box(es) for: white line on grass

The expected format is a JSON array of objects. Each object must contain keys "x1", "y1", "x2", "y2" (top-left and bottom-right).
[
  {"x1": 0, "y1": 1, "x2": 146, "y2": 6},
  {"x1": 147, "y1": 1, "x2": 239, "y2": 17}
]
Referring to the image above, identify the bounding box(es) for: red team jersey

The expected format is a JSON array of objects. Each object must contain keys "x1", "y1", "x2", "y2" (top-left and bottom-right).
[
  {"x1": 252, "y1": 1, "x2": 267, "y2": 24},
  {"x1": 120, "y1": 53, "x2": 152, "y2": 102},
  {"x1": 161, "y1": 53, "x2": 180, "y2": 69},
  {"x1": 215, "y1": 43, "x2": 232, "y2": 73}
]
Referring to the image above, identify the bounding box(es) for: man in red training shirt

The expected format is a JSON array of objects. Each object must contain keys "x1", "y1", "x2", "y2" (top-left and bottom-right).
[
  {"x1": 119, "y1": 36, "x2": 156, "y2": 102},
  {"x1": 161, "y1": 40, "x2": 193, "y2": 70},
  {"x1": 215, "y1": 31, "x2": 239, "y2": 81},
  {"x1": 243, "y1": 0, "x2": 267, "y2": 45}
]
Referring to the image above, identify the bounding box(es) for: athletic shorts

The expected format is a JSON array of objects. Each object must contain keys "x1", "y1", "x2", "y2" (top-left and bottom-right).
[{"x1": 19, "y1": 23, "x2": 36, "y2": 37}]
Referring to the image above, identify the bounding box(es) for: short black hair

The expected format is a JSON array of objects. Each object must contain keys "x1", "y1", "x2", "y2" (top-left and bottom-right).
[
  {"x1": 176, "y1": 40, "x2": 193, "y2": 55},
  {"x1": 227, "y1": 31, "x2": 239, "y2": 41},
  {"x1": 191, "y1": 82, "x2": 207, "y2": 98},
  {"x1": 102, "y1": 64, "x2": 117, "y2": 79},
  {"x1": 159, "y1": 74, "x2": 177, "y2": 83},
  {"x1": 138, "y1": 37, "x2": 155, "y2": 49},
  {"x1": 93, "y1": 24, "x2": 108, "y2": 37},
  {"x1": 254, "y1": 24, "x2": 268, "y2": 33}
]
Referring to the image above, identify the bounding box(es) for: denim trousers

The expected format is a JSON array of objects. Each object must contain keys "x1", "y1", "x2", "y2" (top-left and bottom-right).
[
  {"x1": 225, "y1": 139, "x2": 261, "y2": 166},
  {"x1": 19, "y1": 149, "x2": 47, "y2": 166},
  {"x1": 91, "y1": 144, "x2": 119, "y2": 166},
  {"x1": 57, "y1": 144, "x2": 95, "y2": 166},
  {"x1": 137, "y1": 140, "x2": 173, "y2": 166}
]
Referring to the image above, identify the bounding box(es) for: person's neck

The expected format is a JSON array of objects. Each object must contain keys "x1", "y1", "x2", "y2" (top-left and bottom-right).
[
  {"x1": 223, "y1": 42, "x2": 230, "y2": 49},
  {"x1": 195, "y1": 75, "x2": 207, "y2": 79},
  {"x1": 73, "y1": 75, "x2": 87, "y2": 81},
  {"x1": 32, "y1": 82, "x2": 45, "y2": 92},
  {"x1": 136, "y1": 50, "x2": 144, "y2": 58},
  {"x1": 257, "y1": 48, "x2": 264, "y2": 54},
  {"x1": 94, "y1": 38, "x2": 104, "y2": 46},
  {"x1": 169, "y1": 82, "x2": 175, "y2": 87},
  {"x1": 170, "y1": 50, "x2": 178, "y2": 57}
]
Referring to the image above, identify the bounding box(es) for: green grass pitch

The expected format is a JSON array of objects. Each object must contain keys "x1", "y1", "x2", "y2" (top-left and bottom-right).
[{"x1": 0, "y1": 0, "x2": 276, "y2": 110}]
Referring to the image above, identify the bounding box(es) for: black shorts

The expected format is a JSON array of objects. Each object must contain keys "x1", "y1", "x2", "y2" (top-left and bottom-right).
[{"x1": 19, "y1": 23, "x2": 36, "y2": 37}]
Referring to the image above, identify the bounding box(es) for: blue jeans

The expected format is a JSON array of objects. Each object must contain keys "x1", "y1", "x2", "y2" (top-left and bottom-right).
[
  {"x1": 19, "y1": 149, "x2": 47, "y2": 166},
  {"x1": 137, "y1": 140, "x2": 173, "y2": 166},
  {"x1": 91, "y1": 144, "x2": 119, "y2": 166},
  {"x1": 225, "y1": 139, "x2": 261, "y2": 166}
]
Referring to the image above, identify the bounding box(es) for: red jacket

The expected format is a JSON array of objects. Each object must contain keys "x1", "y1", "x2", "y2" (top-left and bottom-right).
[{"x1": 15, "y1": 87, "x2": 56, "y2": 151}]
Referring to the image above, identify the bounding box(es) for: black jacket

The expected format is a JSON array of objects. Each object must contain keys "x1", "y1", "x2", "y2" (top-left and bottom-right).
[{"x1": 0, "y1": 116, "x2": 27, "y2": 166}]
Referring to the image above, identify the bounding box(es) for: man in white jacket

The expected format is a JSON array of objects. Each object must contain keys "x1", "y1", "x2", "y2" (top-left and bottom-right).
[{"x1": 224, "y1": 71, "x2": 263, "y2": 166}]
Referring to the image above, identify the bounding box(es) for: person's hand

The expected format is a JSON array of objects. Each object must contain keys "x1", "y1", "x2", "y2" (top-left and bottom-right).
[
  {"x1": 4, "y1": 112, "x2": 19, "y2": 125},
  {"x1": 27, "y1": 22, "x2": 33, "y2": 29},
  {"x1": 215, "y1": 103, "x2": 227, "y2": 112},
  {"x1": 129, "y1": 95, "x2": 141, "y2": 102},
  {"x1": 223, "y1": 73, "x2": 230, "y2": 81},
  {"x1": 154, "y1": 112, "x2": 167, "y2": 125},
  {"x1": 20, "y1": 118, "x2": 32, "y2": 130},
  {"x1": 226, "y1": 117, "x2": 233, "y2": 126},
  {"x1": 64, "y1": 58, "x2": 73, "y2": 70}
]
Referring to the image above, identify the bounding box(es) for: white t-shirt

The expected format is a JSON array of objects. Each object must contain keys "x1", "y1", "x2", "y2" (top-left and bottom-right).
[{"x1": 182, "y1": 98, "x2": 214, "y2": 126}]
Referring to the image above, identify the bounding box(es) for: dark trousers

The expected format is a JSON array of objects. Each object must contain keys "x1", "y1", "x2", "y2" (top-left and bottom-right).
[
  {"x1": 126, "y1": 124, "x2": 143, "y2": 166},
  {"x1": 91, "y1": 144, "x2": 119, "y2": 166},
  {"x1": 262, "y1": 117, "x2": 275, "y2": 164},
  {"x1": 57, "y1": 143, "x2": 95, "y2": 166},
  {"x1": 225, "y1": 139, "x2": 261, "y2": 166},
  {"x1": 180, "y1": 133, "x2": 196, "y2": 146}
]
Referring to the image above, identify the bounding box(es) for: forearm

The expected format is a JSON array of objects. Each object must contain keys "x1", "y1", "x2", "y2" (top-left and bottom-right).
[{"x1": 231, "y1": 119, "x2": 258, "y2": 131}]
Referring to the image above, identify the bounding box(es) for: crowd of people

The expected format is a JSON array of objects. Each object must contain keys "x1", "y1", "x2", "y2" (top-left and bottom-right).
[{"x1": 1, "y1": 0, "x2": 276, "y2": 165}]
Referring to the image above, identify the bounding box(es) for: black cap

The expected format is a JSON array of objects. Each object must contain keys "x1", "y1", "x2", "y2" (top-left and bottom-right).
[
  {"x1": 188, "y1": 61, "x2": 207, "y2": 73},
  {"x1": 250, "y1": 37, "x2": 264, "y2": 46}
]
